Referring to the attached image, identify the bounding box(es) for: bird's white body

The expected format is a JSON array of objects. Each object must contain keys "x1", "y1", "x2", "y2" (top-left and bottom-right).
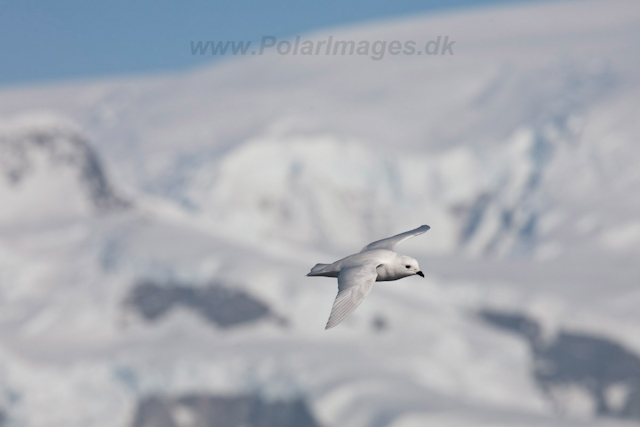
[
  {"x1": 307, "y1": 225, "x2": 430, "y2": 329},
  {"x1": 309, "y1": 249, "x2": 415, "y2": 281}
]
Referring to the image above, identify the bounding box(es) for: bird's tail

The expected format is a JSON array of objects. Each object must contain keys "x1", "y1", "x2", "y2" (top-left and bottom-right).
[{"x1": 307, "y1": 263, "x2": 330, "y2": 276}]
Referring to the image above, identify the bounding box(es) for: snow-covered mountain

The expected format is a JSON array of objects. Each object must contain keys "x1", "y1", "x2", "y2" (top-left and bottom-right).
[
  {"x1": 0, "y1": 0, "x2": 640, "y2": 426},
  {"x1": 0, "y1": 115, "x2": 128, "y2": 227}
]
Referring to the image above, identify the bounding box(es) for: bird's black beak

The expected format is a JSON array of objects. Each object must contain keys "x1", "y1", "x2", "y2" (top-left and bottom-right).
[{"x1": 416, "y1": 271, "x2": 424, "y2": 278}]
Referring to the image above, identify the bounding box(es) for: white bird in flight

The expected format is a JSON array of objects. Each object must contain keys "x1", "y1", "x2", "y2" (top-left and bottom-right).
[{"x1": 307, "y1": 225, "x2": 430, "y2": 329}]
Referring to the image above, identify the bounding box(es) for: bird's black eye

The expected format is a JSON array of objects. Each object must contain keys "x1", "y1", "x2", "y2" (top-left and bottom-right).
[{"x1": 406, "y1": 265, "x2": 411, "y2": 269}]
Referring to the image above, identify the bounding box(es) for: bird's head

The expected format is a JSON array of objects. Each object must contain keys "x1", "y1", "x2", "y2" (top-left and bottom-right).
[{"x1": 398, "y1": 256, "x2": 424, "y2": 278}]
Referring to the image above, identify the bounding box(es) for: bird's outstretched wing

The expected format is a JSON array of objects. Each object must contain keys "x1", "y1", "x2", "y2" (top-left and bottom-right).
[
  {"x1": 325, "y1": 264, "x2": 378, "y2": 330},
  {"x1": 361, "y1": 225, "x2": 430, "y2": 252}
]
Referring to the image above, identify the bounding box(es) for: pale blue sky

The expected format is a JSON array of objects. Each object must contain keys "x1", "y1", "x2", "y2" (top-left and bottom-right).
[{"x1": 0, "y1": 0, "x2": 537, "y2": 87}]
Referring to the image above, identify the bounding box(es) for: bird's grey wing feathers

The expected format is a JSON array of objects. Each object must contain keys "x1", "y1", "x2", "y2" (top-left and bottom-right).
[
  {"x1": 325, "y1": 264, "x2": 378, "y2": 330},
  {"x1": 361, "y1": 225, "x2": 430, "y2": 252}
]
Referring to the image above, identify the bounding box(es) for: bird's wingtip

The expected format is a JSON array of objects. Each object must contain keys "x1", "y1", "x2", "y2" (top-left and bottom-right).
[{"x1": 325, "y1": 322, "x2": 336, "y2": 330}]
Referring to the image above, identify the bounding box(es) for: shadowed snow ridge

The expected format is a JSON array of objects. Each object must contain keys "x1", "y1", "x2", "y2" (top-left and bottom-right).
[
  {"x1": 0, "y1": 117, "x2": 128, "y2": 224},
  {"x1": 132, "y1": 394, "x2": 320, "y2": 427},
  {"x1": 125, "y1": 280, "x2": 285, "y2": 328},
  {"x1": 481, "y1": 310, "x2": 640, "y2": 420}
]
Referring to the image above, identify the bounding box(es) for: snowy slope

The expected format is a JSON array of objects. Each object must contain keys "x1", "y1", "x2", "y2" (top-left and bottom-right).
[{"x1": 0, "y1": 0, "x2": 640, "y2": 426}]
